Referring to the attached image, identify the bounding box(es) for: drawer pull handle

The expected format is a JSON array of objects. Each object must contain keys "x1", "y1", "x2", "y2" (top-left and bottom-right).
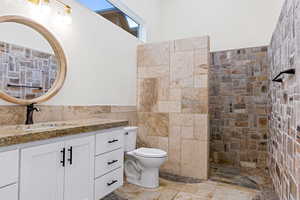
[
  {"x1": 107, "y1": 160, "x2": 118, "y2": 165},
  {"x1": 68, "y1": 146, "x2": 73, "y2": 165},
  {"x1": 108, "y1": 139, "x2": 119, "y2": 144},
  {"x1": 107, "y1": 180, "x2": 118, "y2": 186},
  {"x1": 60, "y1": 148, "x2": 66, "y2": 167}
]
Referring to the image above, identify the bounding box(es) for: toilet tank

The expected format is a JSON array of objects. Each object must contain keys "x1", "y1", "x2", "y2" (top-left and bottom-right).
[{"x1": 124, "y1": 126, "x2": 138, "y2": 152}]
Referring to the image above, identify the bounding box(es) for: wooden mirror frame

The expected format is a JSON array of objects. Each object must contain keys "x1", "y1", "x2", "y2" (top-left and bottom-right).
[{"x1": 0, "y1": 15, "x2": 67, "y2": 105}]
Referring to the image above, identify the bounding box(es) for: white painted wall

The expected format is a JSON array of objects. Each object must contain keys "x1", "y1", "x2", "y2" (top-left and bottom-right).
[
  {"x1": 122, "y1": 0, "x2": 284, "y2": 51},
  {"x1": 0, "y1": 23, "x2": 53, "y2": 53},
  {"x1": 0, "y1": 0, "x2": 139, "y2": 106}
]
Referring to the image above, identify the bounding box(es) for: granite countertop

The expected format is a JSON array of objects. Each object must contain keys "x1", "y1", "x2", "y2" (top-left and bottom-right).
[{"x1": 0, "y1": 118, "x2": 128, "y2": 147}]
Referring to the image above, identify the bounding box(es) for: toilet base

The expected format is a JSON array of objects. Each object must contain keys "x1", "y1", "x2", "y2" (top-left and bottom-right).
[{"x1": 126, "y1": 168, "x2": 159, "y2": 189}]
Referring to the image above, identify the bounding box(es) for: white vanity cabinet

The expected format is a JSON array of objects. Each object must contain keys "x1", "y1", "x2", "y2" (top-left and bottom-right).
[
  {"x1": 94, "y1": 129, "x2": 124, "y2": 200},
  {"x1": 20, "y1": 135, "x2": 95, "y2": 200},
  {"x1": 0, "y1": 150, "x2": 19, "y2": 200},
  {"x1": 0, "y1": 126, "x2": 125, "y2": 200},
  {"x1": 20, "y1": 141, "x2": 65, "y2": 200}
]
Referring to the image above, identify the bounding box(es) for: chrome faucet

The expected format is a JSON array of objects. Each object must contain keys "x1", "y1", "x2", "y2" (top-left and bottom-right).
[{"x1": 25, "y1": 104, "x2": 40, "y2": 125}]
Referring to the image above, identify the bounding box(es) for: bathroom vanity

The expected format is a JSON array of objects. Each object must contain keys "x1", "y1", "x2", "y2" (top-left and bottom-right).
[{"x1": 0, "y1": 118, "x2": 127, "y2": 200}]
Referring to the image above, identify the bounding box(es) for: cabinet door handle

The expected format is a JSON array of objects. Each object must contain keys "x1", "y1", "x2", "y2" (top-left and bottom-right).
[
  {"x1": 60, "y1": 148, "x2": 66, "y2": 167},
  {"x1": 107, "y1": 160, "x2": 118, "y2": 165},
  {"x1": 108, "y1": 139, "x2": 118, "y2": 144},
  {"x1": 107, "y1": 180, "x2": 118, "y2": 186},
  {"x1": 68, "y1": 146, "x2": 73, "y2": 165}
]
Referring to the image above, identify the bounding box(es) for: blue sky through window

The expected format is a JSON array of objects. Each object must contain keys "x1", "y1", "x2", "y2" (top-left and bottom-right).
[{"x1": 76, "y1": 0, "x2": 114, "y2": 11}]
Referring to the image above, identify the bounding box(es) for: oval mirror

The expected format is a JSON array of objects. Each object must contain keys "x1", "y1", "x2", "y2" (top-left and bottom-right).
[{"x1": 0, "y1": 16, "x2": 67, "y2": 105}]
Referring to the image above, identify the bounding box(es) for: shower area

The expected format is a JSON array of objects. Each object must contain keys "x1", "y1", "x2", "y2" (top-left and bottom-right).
[{"x1": 132, "y1": 1, "x2": 300, "y2": 199}]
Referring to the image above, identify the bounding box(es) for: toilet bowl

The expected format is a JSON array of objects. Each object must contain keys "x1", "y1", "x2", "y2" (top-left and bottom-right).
[{"x1": 123, "y1": 127, "x2": 167, "y2": 188}]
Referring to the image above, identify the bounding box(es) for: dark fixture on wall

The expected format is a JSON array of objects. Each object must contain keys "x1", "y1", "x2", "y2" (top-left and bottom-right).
[
  {"x1": 272, "y1": 68, "x2": 295, "y2": 82},
  {"x1": 25, "y1": 103, "x2": 40, "y2": 125},
  {"x1": 7, "y1": 84, "x2": 43, "y2": 90}
]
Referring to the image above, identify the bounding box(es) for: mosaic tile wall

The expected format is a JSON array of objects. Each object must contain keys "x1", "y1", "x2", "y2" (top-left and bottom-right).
[
  {"x1": 0, "y1": 41, "x2": 58, "y2": 99},
  {"x1": 268, "y1": 0, "x2": 300, "y2": 199},
  {"x1": 209, "y1": 47, "x2": 269, "y2": 169},
  {"x1": 0, "y1": 105, "x2": 137, "y2": 126},
  {"x1": 137, "y1": 36, "x2": 210, "y2": 179}
]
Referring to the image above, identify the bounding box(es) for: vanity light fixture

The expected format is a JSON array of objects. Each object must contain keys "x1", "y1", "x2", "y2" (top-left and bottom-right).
[
  {"x1": 27, "y1": 0, "x2": 40, "y2": 5},
  {"x1": 26, "y1": 0, "x2": 72, "y2": 24}
]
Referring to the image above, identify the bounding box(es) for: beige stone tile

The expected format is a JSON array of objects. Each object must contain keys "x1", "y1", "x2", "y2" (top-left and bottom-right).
[
  {"x1": 170, "y1": 51, "x2": 194, "y2": 88},
  {"x1": 181, "y1": 88, "x2": 208, "y2": 114},
  {"x1": 110, "y1": 106, "x2": 137, "y2": 113},
  {"x1": 158, "y1": 101, "x2": 170, "y2": 113},
  {"x1": 134, "y1": 190, "x2": 161, "y2": 200},
  {"x1": 158, "y1": 101, "x2": 181, "y2": 113},
  {"x1": 158, "y1": 136, "x2": 169, "y2": 153},
  {"x1": 157, "y1": 189, "x2": 178, "y2": 200},
  {"x1": 212, "y1": 185, "x2": 257, "y2": 200},
  {"x1": 173, "y1": 192, "x2": 208, "y2": 200},
  {"x1": 170, "y1": 113, "x2": 194, "y2": 126},
  {"x1": 169, "y1": 88, "x2": 182, "y2": 101},
  {"x1": 194, "y1": 75, "x2": 208, "y2": 88},
  {"x1": 194, "y1": 182, "x2": 217, "y2": 198},
  {"x1": 181, "y1": 140, "x2": 208, "y2": 179},
  {"x1": 161, "y1": 160, "x2": 181, "y2": 175},
  {"x1": 137, "y1": 78, "x2": 159, "y2": 112},
  {"x1": 137, "y1": 42, "x2": 171, "y2": 67},
  {"x1": 194, "y1": 114, "x2": 209, "y2": 141},
  {"x1": 137, "y1": 126, "x2": 148, "y2": 147},
  {"x1": 174, "y1": 36, "x2": 209, "y2": 51},
  {"x1": 194, "y1": 64, "x2": 209, "y2": 76},
  {"x1": 138, "y1": 66, "x2": 169, "y2": 78},
  {"x1": 158, "y1": 76, "x2": 170, "y2": 101},
  {"x1": 194, "y1": 48, "x2": 209, "y2": 66},
  {"x1": 169, "y1": 126, "x2": 181, "y2": 163},
  {"x1": 169, "y1": 102, "x2": 182, "y2": 113},
  {"x1": 181, "y1": 126, "x2": 194, "y2": 139},
  {"x1": 138, "y1": 113, "x2": 169, "y2": 137},
  {"x1": 146, "y1": 136, "x2": 159, "y2": 148}
]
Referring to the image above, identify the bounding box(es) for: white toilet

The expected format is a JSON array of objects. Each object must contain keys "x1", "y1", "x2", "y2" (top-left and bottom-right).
[{"x1": 123, "y1": 127, "x2": 167, "y2": 188}]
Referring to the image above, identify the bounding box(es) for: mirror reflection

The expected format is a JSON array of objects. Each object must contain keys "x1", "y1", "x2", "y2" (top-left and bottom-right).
[{"x1": 0, "y1": 22, "x2": 58, "y2": 100}]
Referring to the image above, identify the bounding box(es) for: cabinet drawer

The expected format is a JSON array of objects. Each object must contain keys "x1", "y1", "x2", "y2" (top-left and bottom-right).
[
  {"x1": 0, "y1": 150, "x2": 19, "y2": 188},
  {"x1": 0, "y1": 184, "x2": 18, "y2": 200},
  {"x1": 96, "y1": 129, "x2": 124, "y2": 155},
  {"x1": 94, "y1": 168, "x2": 123, "y2": 199},
  {"x1": 95, "y1": 148, "x2": 124, "y2": 178}
]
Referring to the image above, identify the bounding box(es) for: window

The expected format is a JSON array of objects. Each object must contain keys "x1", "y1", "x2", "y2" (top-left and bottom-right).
[{"x1": 76, "y1": 0, "x2": 143, "y2": 39}]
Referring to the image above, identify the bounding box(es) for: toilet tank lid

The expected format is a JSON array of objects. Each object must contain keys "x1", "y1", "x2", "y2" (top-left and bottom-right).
[
  {"x1": 134, "y1": 148, "x2": 167, "y2": 158},
  {"x1": 124, "y1": 126, "x2": 138, "y2": 131}
]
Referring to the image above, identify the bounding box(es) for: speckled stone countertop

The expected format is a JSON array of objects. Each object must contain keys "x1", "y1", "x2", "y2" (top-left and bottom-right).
[{"x1": 0, "y1": 118, "x2": 128, "y2": 147}]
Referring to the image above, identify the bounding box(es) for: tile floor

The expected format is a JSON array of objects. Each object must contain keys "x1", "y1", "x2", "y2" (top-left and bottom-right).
[
  {"x1": 107, "y1": 178, "x2": 259, "y2": 200},
  {"x1": 102, "y1": 164, "x2": 279, "y2": 200}
]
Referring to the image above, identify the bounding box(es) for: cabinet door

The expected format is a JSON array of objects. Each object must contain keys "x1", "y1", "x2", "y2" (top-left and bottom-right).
[
  {"x1": 0, "y1": 184, "x2": 18, "y2": 200},
  {"x1": 64, "y1": 136, "x2": 95, "y2": 200},
  {"x1": 20, "y1": 142, "x2": 65, "y2": 200}
]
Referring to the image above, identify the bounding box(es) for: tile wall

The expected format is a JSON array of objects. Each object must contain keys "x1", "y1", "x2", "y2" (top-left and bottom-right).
[
  {"x1": 137, "y1": 36, "x2": 210, "y2": 179},
  {"x1": 0, "y1": 105, "x2": 137, "y2": 126},
  {"x1": 268, "y1": 0, "x2": 300, "y2": 199},
  {"x1": 210, "y1": 47, "x2": 269, "y2": 169}
]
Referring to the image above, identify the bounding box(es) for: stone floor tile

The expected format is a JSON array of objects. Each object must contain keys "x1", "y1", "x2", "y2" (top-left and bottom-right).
[{"x1": 173, "y1": 192, "x2": 208, "y2": 200}]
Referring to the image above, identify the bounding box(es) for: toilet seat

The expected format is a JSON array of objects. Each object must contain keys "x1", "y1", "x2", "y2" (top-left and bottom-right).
[{"x1": 133, "y1": 148, "x2": 167, "y2": 158}]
